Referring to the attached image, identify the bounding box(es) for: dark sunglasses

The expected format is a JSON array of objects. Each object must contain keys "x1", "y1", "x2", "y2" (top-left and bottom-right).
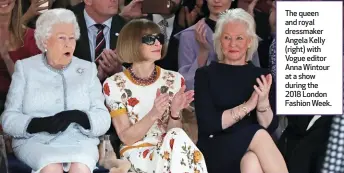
[{"x1": 142, "y1": 33, "x2": 165, "y2": 45}]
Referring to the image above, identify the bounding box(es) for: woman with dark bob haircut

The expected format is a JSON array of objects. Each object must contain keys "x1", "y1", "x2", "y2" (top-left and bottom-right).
[{"x1": 103, "y1": 19, "x2": 208, "y2": 173}]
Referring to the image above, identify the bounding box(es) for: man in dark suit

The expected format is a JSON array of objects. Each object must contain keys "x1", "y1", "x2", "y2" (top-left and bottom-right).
[
  {"x1": 71, "y1": 0, "x2": 143, "y2": 81},
  {"x1": 144, "y1": 0, "x2": 184, "y2": 72}
]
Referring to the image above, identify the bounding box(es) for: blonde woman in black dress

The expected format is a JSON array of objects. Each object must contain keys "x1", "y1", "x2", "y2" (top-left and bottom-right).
[{"x1": 194, "y1": 8, "x2": 288, "y2": 173}]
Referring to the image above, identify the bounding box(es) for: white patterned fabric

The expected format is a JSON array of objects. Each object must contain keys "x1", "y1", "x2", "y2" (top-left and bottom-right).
[{"x1": 103, "y1": 67, "x2": 208, "y2": 173}]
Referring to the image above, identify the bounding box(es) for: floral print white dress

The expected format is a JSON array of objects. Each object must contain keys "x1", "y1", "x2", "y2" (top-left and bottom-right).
[{"x1": 103, "y1": 66, "x2": 207, "y2": 173}]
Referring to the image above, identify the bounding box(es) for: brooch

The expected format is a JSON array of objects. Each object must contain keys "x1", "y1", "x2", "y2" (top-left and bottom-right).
[{"x1": 77, "y1": 68, "x2": 84, "y2": 74}]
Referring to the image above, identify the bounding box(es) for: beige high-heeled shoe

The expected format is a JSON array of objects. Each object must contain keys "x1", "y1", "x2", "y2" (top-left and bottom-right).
[{"x1": 98, "y1": 135, "x2": 131, "y2": 173}]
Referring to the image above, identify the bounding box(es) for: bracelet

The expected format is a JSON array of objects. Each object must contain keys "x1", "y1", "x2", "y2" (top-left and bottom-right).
[
  {"x1": 240, "y1": 102, "x2": 251, "y2": 117},
  {"x1": 257, "y1": 106, "x2": 271, "y2": 113},
  {"x1": 242, "y1": 106, "x2": 248, "y2": 115},
  {"x1": 170, "y1": 111, "x2": 181, "y2": 120},
  {"x1": 231, "y1": 109, "x2": 241, "y2": 122},
  {"x1": 241, "y1": 103, "x2": 249, "y2": 116}
]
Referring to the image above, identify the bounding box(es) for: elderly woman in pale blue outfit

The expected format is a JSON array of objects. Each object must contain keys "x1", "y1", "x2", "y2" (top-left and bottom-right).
[{"x1": 1, "y1": 9, "x2": 111, "y2": 173}]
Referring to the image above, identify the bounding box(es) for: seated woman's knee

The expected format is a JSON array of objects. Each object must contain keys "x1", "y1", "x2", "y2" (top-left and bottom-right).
[
  {"x1": 240, "y1": 151, "x2": 263, "y2": 173},
  {"x1": 69, "y1": 163, "x2": 91, "y2": 173},
  {"x1": 255, "y1": 129, "x2": 272, "y2": 141},
  {"x1": 250, "y1": 129, "x2": 273, "y2": 149},
  {"x1": 40, "y1": 163, "x2": 63, "y2": 173}
]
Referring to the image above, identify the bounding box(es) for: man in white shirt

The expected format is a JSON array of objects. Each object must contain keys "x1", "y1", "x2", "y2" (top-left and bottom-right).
[{"x1": 72, "y1": 0, "x2": 143, "y2": 81}]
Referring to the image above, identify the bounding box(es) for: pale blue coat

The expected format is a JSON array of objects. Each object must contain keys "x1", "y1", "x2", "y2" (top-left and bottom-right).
[{"x1": 1, "y1": 54, "x2": 111, "y2": 172}]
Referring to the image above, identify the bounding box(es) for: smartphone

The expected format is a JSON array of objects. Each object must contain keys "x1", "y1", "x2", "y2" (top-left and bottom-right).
[
  {"x1": 142, "y1": 0, "x2": 171, "y2": 14},
  {"x1": 38, "y1": 1, "x2": 49, "y2": 13}
]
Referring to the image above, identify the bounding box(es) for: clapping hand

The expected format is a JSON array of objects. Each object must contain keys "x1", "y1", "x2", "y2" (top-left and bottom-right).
[
  {"x1": 178, "y1": 0, "x2": 203, "y2": 28},
  {"x1": 247, "y1": 0, "x2": 259, "y2": 17},
  {"x1": 97, "y1": 65, "x2": 107, "y2": 81},
  {"x1": 26, "y1": 0, "x2": 50, "y2": 16},
  {"x1": 253, "y1": 74, "x2": 272, "y2": 107},
  {"x1": 97, "y1": 49, "x2": 123, "y2": 81},
  {"x1": 178, "y1": 7, "x2": 200, "y2": 28},
  {"x1": 194, "y1": 19, "x2": 210, "y2": 66},
  {"x1": 170, "y1": 85, "x2": 194, "y2": 116},
  {"x1": 149, "y1": 89, "x2": 170, "y2": 121},
  {"x1": 195, "y1": 18, "x2": 210, "y2": 52}
]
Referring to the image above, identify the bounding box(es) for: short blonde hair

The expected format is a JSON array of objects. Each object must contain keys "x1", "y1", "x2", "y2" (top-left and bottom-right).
[
  {"x1": 214, "y1": 8, "x2": 259, "y2": 62},
  {"x1": 116, "y1": 19, "x2": 167, "y2": 63}
]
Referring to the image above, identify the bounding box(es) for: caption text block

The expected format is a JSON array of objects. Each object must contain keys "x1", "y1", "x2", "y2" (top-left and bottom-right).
[{"x1": 276, "y1": 1, "x2": 343, "y2": 115}]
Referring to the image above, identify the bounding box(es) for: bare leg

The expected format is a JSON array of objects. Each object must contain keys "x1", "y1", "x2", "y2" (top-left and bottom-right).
[
  {"x1": 241, "y1": 151, "x2": 264, "y2": 173},
  {"x1": 248, "y1": 129, "x2": 288, "y2": 173},
  {"x1": 40, "y1": 163, "x2": 63, "y2": 173},
  {"x1": 69, "y1": 162, "x2": 91, "y2": 173}
]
